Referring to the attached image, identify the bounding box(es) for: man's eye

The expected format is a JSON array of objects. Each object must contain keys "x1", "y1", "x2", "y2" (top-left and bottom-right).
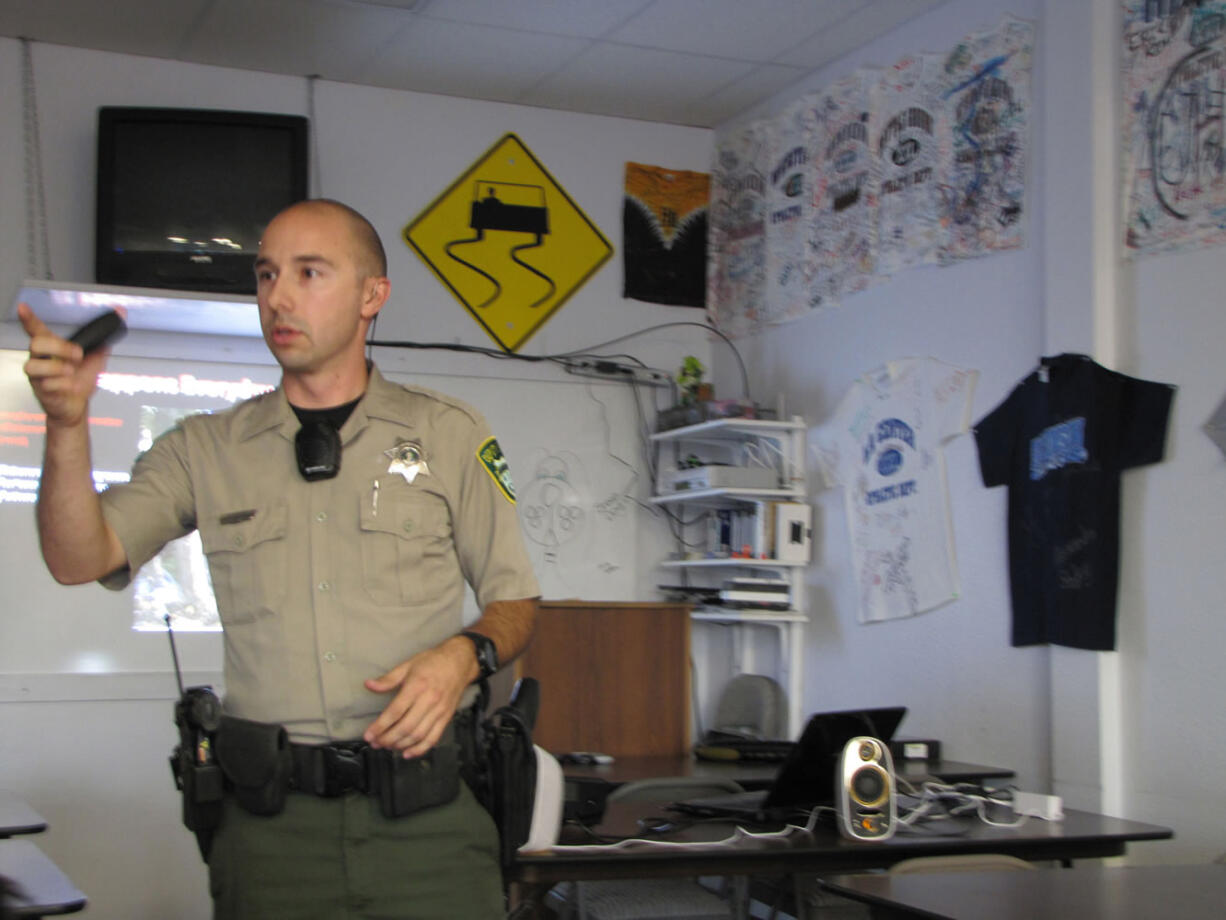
[
  {"x1": 256, "y1": 270, "x2": 275, "y2": 283},
  {"x1": 302, "y1": 267, "x2": 320, "y2": 279}
]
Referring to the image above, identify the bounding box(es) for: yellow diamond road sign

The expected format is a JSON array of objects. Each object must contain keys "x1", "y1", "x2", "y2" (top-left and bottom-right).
[{"x1": 404, "y1": 133, "x2": 613, "y2": 353}]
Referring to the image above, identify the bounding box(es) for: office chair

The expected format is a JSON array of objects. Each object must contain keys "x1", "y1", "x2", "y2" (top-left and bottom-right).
[
  {"x1": 710, "y1": 674, "x2": 787, "y2": 740},
  {"x1": 548, "y1": 777, "x2": 747, "y2": 920}
]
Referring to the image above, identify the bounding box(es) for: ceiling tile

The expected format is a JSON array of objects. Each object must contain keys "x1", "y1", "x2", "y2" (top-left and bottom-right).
[
  {"x1": 416, "y1": 0, "x2": 653, "y2": 38},
  {"x1": 608, "y1": 0, "x2": 868, "y2": 61},
  {"x1": 524, "y1": 42, "x2": 757, "y2": 125},
  {"x1": 361, "y1": 15, "x2": 590, "y2": 101},
  {"x1": 0, "y1": 0, "x2": 211, "y2": 57},
  {"x1": 692, "y1": 62, "x2": 811, "y2": 126},
  {"x1": 179, "y1": 0, "x2": 417, "y2": 84},
  {"x1": 776, "y1": 0, "x2": 950, "y2": 68},
  {"x1": 0, "y1": 0, "x2": 956, "y2": 128}
]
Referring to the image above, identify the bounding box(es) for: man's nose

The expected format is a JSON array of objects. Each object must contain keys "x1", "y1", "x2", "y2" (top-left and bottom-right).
[{"x1": 265, "y1": 275, "x2": 294, "y2": 311}]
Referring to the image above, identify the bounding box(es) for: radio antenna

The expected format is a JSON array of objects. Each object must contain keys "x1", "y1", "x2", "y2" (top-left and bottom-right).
[{"x1": 164, "y1": 613, "x2": 186, "y2": 697}]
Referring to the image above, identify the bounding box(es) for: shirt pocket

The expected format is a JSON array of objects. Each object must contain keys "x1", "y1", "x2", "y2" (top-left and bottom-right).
[
  {"x1": 199, "y1": 501, "x2": 290, "y2": 624},
  {"x1": 359, "y1": 491, "x2": 452, "y2": 606}
]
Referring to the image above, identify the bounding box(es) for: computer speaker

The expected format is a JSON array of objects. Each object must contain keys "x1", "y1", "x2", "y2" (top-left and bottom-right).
[{"x1": 836, "y1": 736, "x2": 897, "y2": 841}]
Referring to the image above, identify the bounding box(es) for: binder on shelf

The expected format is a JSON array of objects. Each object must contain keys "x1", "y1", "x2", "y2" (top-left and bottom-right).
[{"x1": 751, "y1": 501, "x2": 776, "y2": 559}]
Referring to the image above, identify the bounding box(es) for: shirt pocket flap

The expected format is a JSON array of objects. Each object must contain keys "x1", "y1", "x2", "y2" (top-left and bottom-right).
[
  {"x1": 358, "y1": 493, "x2": 448, "y2": 541},
  {"x1": 200, "y1": 502, "x2": 289, "y2": 555}
]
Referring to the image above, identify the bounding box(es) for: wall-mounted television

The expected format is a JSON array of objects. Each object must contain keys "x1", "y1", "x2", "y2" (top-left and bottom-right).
[{"x1": 95, "y1": 106, "x2": 309, "y2": 295}]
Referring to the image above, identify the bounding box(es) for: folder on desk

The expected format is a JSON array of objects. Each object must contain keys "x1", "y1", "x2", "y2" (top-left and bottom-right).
[{"x1": 672, "y1": 706, "x2": 907, "y2": 823}]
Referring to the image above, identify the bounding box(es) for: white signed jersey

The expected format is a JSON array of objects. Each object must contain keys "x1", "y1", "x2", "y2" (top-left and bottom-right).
[{"x1": 814, "y1": 358, "x2": 977, "y2": 623}]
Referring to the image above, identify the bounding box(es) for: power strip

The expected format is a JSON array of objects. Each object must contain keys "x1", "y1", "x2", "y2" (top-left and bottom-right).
[{"x1": 1012, "y1": 791, "x2": 1064, "y2": 821}]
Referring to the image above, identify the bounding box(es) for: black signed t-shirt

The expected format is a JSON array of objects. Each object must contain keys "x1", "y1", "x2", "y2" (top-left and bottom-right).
[{"x1": 973, "y1": 354, "x2": 1175, "y2": 650}]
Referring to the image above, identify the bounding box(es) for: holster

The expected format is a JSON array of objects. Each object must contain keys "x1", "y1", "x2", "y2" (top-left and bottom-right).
[
  {"x1": 215, "y1": 715, "x2": 292, "y2": 816},
  {"x1": 456, "y1": 684, "x2": 494, "y2": 812},
  {"x1": 168, "y1": 687, "x2": 224, "y2": 861},
  {"x1": 472, "y1": 677, "x2": 541, "y2": 868},
  {"x1": 169, "y1": 751, "x2": 223, "y2": 860}
]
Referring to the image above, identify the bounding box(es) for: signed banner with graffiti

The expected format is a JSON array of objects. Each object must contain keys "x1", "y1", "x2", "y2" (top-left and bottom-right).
[
  {"x1": 873, "y1": 52, "x2": 949, "y2": 274},
  {"x1": 708, "y1": 120, "x2": 770, "y2": 337},
  {"x1": 709, "y1": 15, "x2": 1033, "y2": 339},
  {"x1": 810, "y1": 70, "x2": 880, "y2": 307},
  {"x1": 1122, "y1": 1, "x2": 1226, "y2": 258},
  {"x1": 937, "y1": 15, "x2": 1034, "y2": 262},
  {"x1": 765, "y1": 96, "x2": 823, "y2": 324}
]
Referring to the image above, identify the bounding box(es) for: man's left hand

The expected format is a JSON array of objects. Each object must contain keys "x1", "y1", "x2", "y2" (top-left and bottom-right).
[{"x1": 362, "y1": 638, "x2": 472, "y2": 758}]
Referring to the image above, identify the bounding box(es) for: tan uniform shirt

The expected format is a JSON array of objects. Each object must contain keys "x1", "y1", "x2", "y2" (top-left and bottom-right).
[{"x1": 100, "y1": 366, "x2": 540, "y2": 743}]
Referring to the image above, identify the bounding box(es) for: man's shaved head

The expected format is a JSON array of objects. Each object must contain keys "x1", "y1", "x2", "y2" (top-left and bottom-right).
[{"x1": 267, "y1": 199, "x2": 387, "y2": 279}]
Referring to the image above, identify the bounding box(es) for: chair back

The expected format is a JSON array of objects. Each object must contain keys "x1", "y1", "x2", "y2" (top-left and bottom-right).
[{"x1": 711, "y1": 674, "x2": 786, "y2": 740}]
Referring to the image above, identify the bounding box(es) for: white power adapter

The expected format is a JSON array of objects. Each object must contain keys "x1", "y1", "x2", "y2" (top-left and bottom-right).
[{"x1": 1012, "y1": 790, "x2": 1064, "y2": 821}]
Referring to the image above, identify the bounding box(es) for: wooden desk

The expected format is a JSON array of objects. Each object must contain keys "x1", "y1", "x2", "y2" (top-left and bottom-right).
[
  {"x1": 819, "y1": 864, "x2": 1226, "y2": 919},
  {"x1": 0, "y1": 840, "x2": 86, "y2": 917},
  {"x1": 516, "y1": 601, "x2": 692, "y2": 757},
  {"x1": 508, "y1": 807, "x2": 1172, "y2": 917},
  {"x1": 0, "y1": 792, "x2": 47, "y2": 838}
]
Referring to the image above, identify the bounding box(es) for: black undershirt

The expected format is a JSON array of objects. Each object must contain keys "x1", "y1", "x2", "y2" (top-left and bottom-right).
[{"x1": 290, "y1": 395, "x2": 362, "y2": 431}]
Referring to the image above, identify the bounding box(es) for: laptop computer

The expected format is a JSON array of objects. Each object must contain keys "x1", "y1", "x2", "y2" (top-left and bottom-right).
[{"x1": 671, "y1": 706, "x2": 907, "y2": 823}]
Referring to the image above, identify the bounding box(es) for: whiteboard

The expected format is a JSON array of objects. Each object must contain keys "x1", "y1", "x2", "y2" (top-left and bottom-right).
[{"x1": 0, "y1": 348, "x2": 648, "y2": 675}]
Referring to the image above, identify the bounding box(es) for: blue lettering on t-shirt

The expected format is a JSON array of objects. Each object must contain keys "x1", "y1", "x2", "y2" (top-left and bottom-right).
[
  {"x1": 861, "y1": 418, "x2": 916, "y2": 465},
  {"x1": 866, "y1": 479, "x2": 917, "y2": 505},
  {"x1": 1029, "y1": 417, "x2": 1089, "y2": 481}
]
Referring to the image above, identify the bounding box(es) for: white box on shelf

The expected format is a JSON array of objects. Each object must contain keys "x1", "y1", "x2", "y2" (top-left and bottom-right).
[
  {"x1": 657, "y1": 464, "x2": 777, "y2": 493},
  {"x1": 774, "y1": 503, "x2": 812, "y2": 563}
]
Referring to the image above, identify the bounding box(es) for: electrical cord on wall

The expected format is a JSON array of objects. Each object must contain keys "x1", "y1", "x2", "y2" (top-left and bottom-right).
[{"x1": 370, "y1": 319, "x2": 751, "y2": 404}]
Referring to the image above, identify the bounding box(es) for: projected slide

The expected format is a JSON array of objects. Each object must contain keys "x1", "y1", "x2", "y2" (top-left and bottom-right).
[{"x1": 1, "y1": 350, "x2": 277, "y2": 632}]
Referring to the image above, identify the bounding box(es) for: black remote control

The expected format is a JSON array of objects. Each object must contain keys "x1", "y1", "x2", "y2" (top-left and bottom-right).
[{"x1": 69, "y1": 309, "x2": 127, "y2": 353}]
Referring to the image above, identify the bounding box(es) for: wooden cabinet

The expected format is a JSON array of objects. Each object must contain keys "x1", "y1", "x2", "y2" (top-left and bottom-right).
[{"x1": 514, "y1": 600, "x2": 691, "y2": 757}]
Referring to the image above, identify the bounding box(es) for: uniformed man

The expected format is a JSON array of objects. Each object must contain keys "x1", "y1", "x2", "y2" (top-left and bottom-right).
[{"x1": 20, "y1": 198, "x2": 541, "y2": 919}]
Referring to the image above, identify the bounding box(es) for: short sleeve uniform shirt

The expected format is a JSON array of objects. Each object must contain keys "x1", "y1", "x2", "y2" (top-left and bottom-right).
[
  {"x1": 99, "y1": 366, "x2": 540, "y2": 742},
  {"x1": 973, "y1": 354, "x2": 1174, "y2": 650}
]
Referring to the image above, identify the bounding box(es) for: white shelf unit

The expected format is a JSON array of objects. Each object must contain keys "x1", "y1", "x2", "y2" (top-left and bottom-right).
[{"x1": 650, "y1": 416, "x2": 808, "y2": 738}]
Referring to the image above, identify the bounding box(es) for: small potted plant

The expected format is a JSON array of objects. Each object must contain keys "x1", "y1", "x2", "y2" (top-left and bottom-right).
[{"x1": 677, "y1": 356, "x2": 713, "y2": 405}]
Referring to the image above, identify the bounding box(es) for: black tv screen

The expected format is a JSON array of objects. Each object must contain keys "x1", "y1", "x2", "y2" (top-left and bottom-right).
[{"x1": 96, "y1": 107, "x2": 309, "y2": 295}]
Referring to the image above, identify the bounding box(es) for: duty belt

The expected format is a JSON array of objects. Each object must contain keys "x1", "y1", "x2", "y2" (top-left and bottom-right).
[{"x1": 288, "y1": 723, "x2": 456, "y2": 798}]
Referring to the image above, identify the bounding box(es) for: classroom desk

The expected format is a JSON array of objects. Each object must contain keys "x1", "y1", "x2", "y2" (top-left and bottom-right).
[
  {"x1": 0, "y1": 792, "x2": 47, "y2": 838},
  {"x1": 507, "y1": 805, "x2": 1173, "y2": 918},
  {"x1": 0, "y1": 840, "x2": 87, "y2": 917},
  {"x1": 818, "y1": 864, "x2": 1226, "y2": 919}
]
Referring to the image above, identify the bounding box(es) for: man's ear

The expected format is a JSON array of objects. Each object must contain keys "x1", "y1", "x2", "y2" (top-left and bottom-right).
[{"x1": 361, "y1": 276, "x2": 391, "y2": 319}]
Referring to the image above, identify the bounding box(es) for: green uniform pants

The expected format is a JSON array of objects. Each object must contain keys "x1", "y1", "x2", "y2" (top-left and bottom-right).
[{"x1": 207, "y1": 781, "x2": 504, "y2": 919}]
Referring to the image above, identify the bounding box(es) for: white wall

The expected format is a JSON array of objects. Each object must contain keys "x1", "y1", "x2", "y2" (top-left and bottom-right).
[
  {"x1": 1041, "y1": 0, "x2": 1226, "y2": 865},
  {"x1": 1123, "y1": 243, "x2": 1226, "y2": 863},
  {"x1": 716, "y1": 0, "x2": 1226, "y2": 869},
  {"x1": 0, "y1": 38, "x2": 713, "y2": 918},
  {"x1": 715, "y1": 0, "x2": 1050, "y2": 793}
]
